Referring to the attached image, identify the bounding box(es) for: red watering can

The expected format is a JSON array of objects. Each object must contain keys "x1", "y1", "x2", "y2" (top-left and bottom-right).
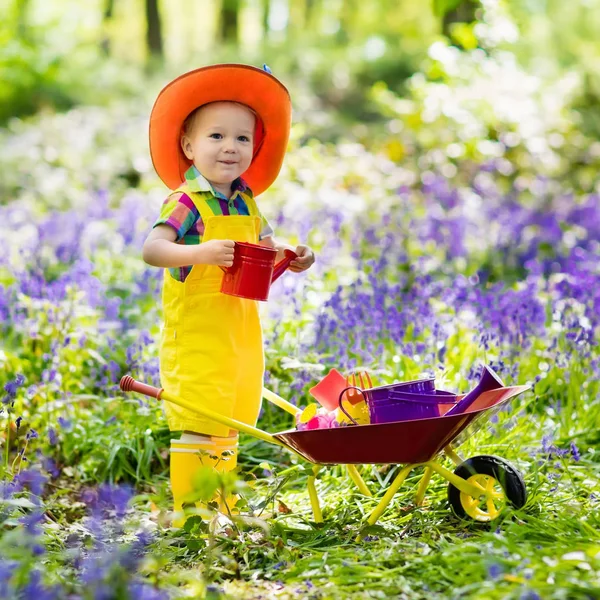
[{"x1": 220, "y1": 242, "x2": 298, "y2": 301}]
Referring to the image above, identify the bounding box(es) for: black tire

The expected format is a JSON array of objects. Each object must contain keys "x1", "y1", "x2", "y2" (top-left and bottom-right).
[{"x1": 448, "y1": 455, "x2": 527, "y2": 521}]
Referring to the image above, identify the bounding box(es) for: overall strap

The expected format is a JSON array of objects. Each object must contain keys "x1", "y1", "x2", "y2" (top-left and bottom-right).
[
  {"x1": 241, "y1": 190, "x2": 260, "y2": 218},
  {"x1": 172, "y1": 183, "x2": 217, "y2": 224}
]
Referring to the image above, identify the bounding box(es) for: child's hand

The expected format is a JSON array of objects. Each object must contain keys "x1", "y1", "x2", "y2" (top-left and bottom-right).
[
  {"x1": 290, "y1": 245, "x2": 315, "y2": 273},
  {"x1": 196, "y1": 239, "x2": 235, "y2": 267}
]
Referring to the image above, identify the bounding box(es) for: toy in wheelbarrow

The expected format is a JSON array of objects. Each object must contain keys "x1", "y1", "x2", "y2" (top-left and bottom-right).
[{"x1": 120, "y1": 364, "x2": 530, "y2": 540}]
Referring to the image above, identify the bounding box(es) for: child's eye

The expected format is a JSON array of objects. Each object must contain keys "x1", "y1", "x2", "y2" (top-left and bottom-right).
[
  {"x1": 238, "y1": 135, "x2": 250, "y2": 143},
  {"x1": 209, "y1": 133, "x2": 223, "y2": 139}
]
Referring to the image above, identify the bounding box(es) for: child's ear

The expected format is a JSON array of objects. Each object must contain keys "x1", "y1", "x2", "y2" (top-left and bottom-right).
[{"x1": 181, "y1": 135, "x2": 194, "y2": 160}]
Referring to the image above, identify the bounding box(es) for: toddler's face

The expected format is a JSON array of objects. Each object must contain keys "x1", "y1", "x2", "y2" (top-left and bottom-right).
[{"x1": 181, "y1": 102, "x2": 255, "y2": 188}]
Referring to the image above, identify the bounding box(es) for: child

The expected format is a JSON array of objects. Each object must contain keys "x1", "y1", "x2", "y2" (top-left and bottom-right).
[{"x1": 142, "y1": 64, "x2": 315, "y2": 524}]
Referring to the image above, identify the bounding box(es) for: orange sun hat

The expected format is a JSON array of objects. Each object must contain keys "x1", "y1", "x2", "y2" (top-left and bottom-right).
[{"x1": 149, "y1": 64, "x2": 291, "y2": 196}]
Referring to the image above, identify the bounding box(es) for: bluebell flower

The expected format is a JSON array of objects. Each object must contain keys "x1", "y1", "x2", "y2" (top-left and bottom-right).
[
  {"x1": 41, "y1": 456, "x2": 60, "y2": 478},
  {"x1": 14, "y1": 469, "x2": 47, "y2": 496},
  {"x1": 519, "y1": 592, "x2": 541, "y2": 600},
  {"x1": 4, "y1": 374, "x2": 26, "y2": 397},
  {"x1": 487, "y1": 563, "x2": 503, "y2": 579},
  {"x1": 570, "y1": 442, "x2": 581, "y2": 462},
  {"x1": 57, "y1": 416, "x2": 72, "y2": 430},
  {"x1": 20, "y1": 569, "x2": 61, "y2": 600},
  {"x1": 47, "y1": 427, "x2": 57, "y2": 446},
  {"x1": 21, "y1": 509, "x2": 45, "y2": 535},
  {"x1": 128, "y1": 582, "x2": 169, "y2": 600},
  {"x1": 0, "y1": 559, "x2": 17, "y2": 597}
]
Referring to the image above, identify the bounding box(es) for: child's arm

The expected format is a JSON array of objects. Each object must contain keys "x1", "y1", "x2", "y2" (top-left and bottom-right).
[
  {"x1": 142, "y1": 225, "x2": 235, "y2": 268},
  {"x1": 259, "y1": 236, "x2": 315, "y2": 273}
]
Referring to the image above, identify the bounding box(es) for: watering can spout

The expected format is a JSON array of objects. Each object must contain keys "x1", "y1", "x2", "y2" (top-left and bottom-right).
[
  {"x1": 271, "y1": 249, "x2": 298, "y2": 283},
  {"x1": 444, "y1": 365, "x2": 504, "y2": 416}
]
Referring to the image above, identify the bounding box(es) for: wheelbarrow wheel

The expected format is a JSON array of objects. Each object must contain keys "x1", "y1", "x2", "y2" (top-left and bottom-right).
[{"x1": 447, "y1": 455, "x2": 526, "y2": 522}]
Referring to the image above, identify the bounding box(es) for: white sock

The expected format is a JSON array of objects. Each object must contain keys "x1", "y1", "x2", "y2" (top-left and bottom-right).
[{"x1": 177, "y1": 432, "x2": 213, "y2": 445}]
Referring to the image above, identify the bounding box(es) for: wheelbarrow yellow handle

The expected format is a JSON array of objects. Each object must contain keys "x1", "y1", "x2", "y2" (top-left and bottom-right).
[
  {"x1": 120, "y1": 376, "x2": 288, "y2": 448},
  {"x1": 262, "y1": 388, "x2": 301, "y2": 416}
]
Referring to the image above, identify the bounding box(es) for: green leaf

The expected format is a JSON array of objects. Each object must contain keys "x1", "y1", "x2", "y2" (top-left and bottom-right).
[{"x1": 1, "y1": 497, "x2": 39, "y2": 509}]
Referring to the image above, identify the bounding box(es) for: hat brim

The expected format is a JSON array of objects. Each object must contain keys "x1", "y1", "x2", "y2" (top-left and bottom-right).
[{"x1": 149, "y1": 64, "x2": 291, "y2": 195}]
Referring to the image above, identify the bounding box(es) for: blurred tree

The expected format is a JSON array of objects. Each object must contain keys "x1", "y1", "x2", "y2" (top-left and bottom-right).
[
  {"x1": 146, "y1": 0, "x2": 163, "y2": 59},
  {"x1": 288, "y1": 0, "x2": 307, "y2": 40},
  {"x1": 442, "y1": 0, "x2": 479, "y2": 38},
  {"x1": 221, "y1": 0, "x2": 240, "y2": 44},
  {"x1": 306, "y1": 0, "x2": 321, "y2": 33},
  {"x1": 337, "y1": 0, "x2": 357, "y2": 44},
  {"x1": 102, "y1": 0, "x2": 115, "y2": 55},
  {"x1": 262, "y1": 0, "x2": 271, "y2": 37},
  {"x1": 13, "y1": 0, "x2": 31, "y2": 40}
]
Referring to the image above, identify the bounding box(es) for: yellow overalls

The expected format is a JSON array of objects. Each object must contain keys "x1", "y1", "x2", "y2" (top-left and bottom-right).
[
  {"x1": 159, "y1": 183, "x2": 265, "y2": 521},
  {"x1": 159, "y1": 182, "x2": 265, "y2": 437}
]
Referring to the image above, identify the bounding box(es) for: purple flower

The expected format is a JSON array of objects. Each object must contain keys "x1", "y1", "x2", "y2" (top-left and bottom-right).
[
  {"x1": 41, "y1": 456, "x2": 60, "y2": 478},
  {"x1": 14, "y1": 469, "x2": 47, "y2": 497},
  {"x1": 4, "y1": 374, "x2": 26, "y2": 397},
  {"x1": 21, "y1": 510, "x2": 45, "y2": 535},
  {"x1": 15, "y1": 416, "x2": 23, "y2": 429},
  {"x1": 519, "y1": 592, "x2": 541, "y2": 600},
  {"x1": 0, "y1": 560, "x2": 17, "y2": 597},
  {"x1": 570, "y1": 442, "x2": 581, "y2": 462},
  {"x1": 57, "y1": 416, "x2": 72, "y2": 430},
  {"x1": 127, "y1": 582, "x2": 169, "y2": 600},
  {"x1": 487, "y1": 563, "x2": 503, "y2": 579},
  {"x1": 26, "y1": 428, "x2": 39, "y2": 441},
  {"x1": 20, "y1": 570, "x2": 61, "y2": 600},
  {"x1": 0, "y1": 480, "x2": 17, "y2": 499},
  {"x1": 120, "y1": 532, "x2": 154, "y2": 572},
  {"x1": 83, "y1": 483, "x2": 134, "y2": 518},
  {"x1": 48, "y1": 427, "x2": 57, "y2": 446}
]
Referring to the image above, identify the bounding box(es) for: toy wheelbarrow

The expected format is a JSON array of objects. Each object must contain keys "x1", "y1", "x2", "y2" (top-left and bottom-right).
[{"x1": 120, "y1": 367, "x2": 529, "y2": 540}]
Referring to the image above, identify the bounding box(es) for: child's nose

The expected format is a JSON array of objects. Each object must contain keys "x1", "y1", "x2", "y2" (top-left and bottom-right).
[{"x1": 223, "y1": 137, "x2": 237, "y2": 152}]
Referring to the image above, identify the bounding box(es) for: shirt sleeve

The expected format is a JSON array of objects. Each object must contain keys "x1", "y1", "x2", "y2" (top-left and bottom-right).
[
  {"x1": 259, "y1": 212, "x2": 274, "y2": 240},
  {"x1": 153, "y1": 192, "x2": 199, "y2": 241}
]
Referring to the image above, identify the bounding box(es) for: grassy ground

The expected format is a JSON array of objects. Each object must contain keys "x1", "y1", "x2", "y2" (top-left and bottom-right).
[{"x1": 2, "y1": 48, "x2": 600, "y2": 597}]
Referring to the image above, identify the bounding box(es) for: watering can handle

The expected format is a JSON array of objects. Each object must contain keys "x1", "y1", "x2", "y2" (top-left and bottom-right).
[
  {"x1": 338, "y1": 386, "x2": 365, "y2": 425},
  {"x1": 271, "y1": 249, "x2": 298, "y2": 283}
]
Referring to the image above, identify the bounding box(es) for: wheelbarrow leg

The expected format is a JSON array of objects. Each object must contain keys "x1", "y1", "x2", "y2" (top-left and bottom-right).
[
  {"x1": 444, "y1": 445, "x2": 464, "y2": 466},
  {"x1": 414, "y1": 466, "x2": 433, "y2": 506},
  {"x1": 346, "y1": 465, "x2": 372, "y2": 497},
  {"x1": 357, "y1": 464, "x2": 414, "y2": 541},
  {"x1": 307, "y1": 465, "x2": 323, "y2": 523}
]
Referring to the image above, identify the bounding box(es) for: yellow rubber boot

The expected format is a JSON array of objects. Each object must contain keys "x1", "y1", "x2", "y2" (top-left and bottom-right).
[
  {"x1": 169, "y1": 434, "x2": 239, "y2": 527},
  {"x1": 170, "y1": 436, "x2": 216, "y2": 528},
  {"x1": 212, "y1": 435, "x2": 239, "y2": 514}
]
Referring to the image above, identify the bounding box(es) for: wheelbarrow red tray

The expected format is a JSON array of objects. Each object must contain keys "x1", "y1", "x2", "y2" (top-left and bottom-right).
[{"x1": 274, "y1": 385, "x2": 529, "y2": 464}]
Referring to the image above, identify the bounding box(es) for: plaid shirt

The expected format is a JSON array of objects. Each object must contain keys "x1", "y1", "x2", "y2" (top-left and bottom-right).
[{"x1": 153, "y1": 165, "x2": 274, "y2": 282}]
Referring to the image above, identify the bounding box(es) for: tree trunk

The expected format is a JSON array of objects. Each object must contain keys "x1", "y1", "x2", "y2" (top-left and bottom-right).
[
  {"x1": 305, "y1": 0, "x2": 320, "y2": 32},
  {"x1": 220, "y1": 0, "x2": 239, "y2": 44},
  {"x1": 442, "y1": 0, "x2": 479, "y2": 38},
  {"x1": 14, "y1": 0, "x2": 31, "y2": 40},
  {"x1": 337, "y1": 0, "x2": 357, "y2": 44},
  {"x1": 262, "y1": 0, "x2": 271, "y2": 36},
  {"x1": 101, "y1": 0, "x2": 115, "y2": 55},
  {"x1": 288, "y1": 0, "x2": 306, "y2": 40},
  {"x1": 145, "y1": 0, "x2": 163, "y2": 59}
]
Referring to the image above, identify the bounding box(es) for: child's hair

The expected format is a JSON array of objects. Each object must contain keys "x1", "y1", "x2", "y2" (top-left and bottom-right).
[{"x1": 182, "y1": 101, "x2": 259, "y2": 137}]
